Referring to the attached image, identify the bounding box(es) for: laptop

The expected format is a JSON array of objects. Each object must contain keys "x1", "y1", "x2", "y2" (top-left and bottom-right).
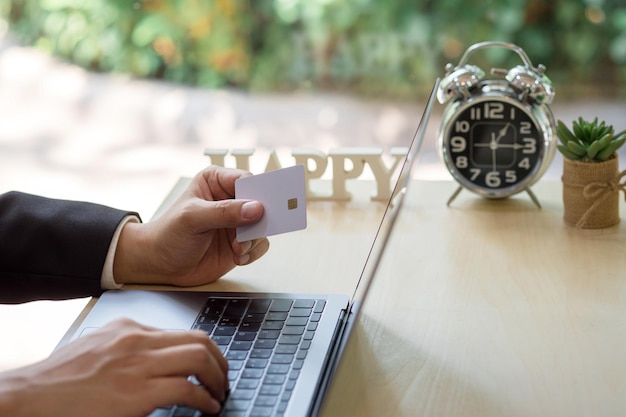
[{"x1": 65, "y1": 79, "x2": 439, "y2": 417}]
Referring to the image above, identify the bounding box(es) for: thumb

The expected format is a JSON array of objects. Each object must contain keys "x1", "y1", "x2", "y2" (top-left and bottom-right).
[{"x1": 200, "y1": 199, "x2": 264, "y2": 230}]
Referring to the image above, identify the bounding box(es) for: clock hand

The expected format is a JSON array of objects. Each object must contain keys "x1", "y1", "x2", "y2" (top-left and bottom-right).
[
  {"x1": 494, "y1": 123, "x2": 510, "y2": 144},
  {"x1": 489, "y1": 123, "x2": 511, "y2": 169}
]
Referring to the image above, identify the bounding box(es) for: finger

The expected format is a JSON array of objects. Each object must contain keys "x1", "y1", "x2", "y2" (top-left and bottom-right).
[
  {"x1": 110, "y1": 326, "x2": 227, "y2": 373},
  {"x1": 145, "y1": 343, "x2": 228, "y2": 403},
  {"x1": 147, "y1": 331, "x2": 228, "y2": 372},
  {"x1": 235, "y1": 238, "x2": 270, "y2": 265},
  {"x1": 198, "y1": 166, "x2": 253, "y2": 200},
  {"x1": 185, "y1": 199, "x2": 264, "y2": 233},
  {"x1": 149, "y1": 377, "x2": 222, "y2": 415}
]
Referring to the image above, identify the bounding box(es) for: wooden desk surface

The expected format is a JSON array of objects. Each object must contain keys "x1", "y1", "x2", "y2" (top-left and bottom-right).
[
  {"x1": 320, "y1": 180, "x2": 626, "y2": 417},
  {"x1": 63, "y1": 178, "x2": 626, "y2": 416}
]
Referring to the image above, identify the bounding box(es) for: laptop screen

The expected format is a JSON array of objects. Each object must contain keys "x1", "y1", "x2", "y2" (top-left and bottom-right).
[{"x1": 348, "y1": 78, "x2": 440, "y2": 314}]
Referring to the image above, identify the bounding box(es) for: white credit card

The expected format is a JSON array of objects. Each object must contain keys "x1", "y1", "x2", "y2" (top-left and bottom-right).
[{"x1": 235, "y1": 165, "x2": 307, "y2": 241}]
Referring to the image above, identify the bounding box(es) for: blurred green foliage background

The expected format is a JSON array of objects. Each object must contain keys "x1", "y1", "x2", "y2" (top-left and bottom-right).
[{"x1": 1, "y1": 0, "x2": 625, "y2": 98}]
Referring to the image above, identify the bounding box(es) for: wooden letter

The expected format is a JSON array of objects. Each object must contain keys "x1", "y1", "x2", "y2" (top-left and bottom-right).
[
  {"x1": 203, "y1": 148, "x2": 229, "y2": 167},
  {"x1": 292, "y1": 148, "x2": 329, "y2": 200},
  {"x1": 328, "y1": 148, "x2": 371, "y2": 201},
  {"x1": 366, "y1": 147, "x2": 408, "y2": 201}
]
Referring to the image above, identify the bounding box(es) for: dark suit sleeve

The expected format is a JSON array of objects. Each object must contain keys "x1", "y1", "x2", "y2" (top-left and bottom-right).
[{"x1": 0, "y1": 191, "x2": 140, "y2": 304}]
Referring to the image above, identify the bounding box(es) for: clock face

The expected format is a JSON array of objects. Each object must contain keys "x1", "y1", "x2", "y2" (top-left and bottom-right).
[{"x1": 442, "y1": 97, "x2": 544, "y2": 196}]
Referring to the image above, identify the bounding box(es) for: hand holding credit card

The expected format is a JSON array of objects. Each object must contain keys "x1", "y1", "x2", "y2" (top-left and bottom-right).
[{"x1": 235, "y1": 165, "x2": 307, "y2": 241}]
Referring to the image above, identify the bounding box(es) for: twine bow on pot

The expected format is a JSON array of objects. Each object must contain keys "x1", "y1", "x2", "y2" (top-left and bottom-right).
[
  {"x1": 561, "y1": 154, "x2": 624, "y2": 229},
  {"x1": 564, "y1": 169, "x2": 626, "y2": 229}
]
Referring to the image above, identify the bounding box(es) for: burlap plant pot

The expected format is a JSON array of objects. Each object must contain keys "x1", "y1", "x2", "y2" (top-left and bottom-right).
[{"x1": 561, "y1": 154, "x2": 622, "y2": 228}]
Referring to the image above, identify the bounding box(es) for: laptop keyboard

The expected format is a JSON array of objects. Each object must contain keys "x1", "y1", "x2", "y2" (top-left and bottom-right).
[{"x1": 167, "y1": 297, "x2": 326, "y2": 417}]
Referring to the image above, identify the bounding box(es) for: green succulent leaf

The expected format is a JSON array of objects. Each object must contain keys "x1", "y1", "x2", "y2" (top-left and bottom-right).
[
  {"x1": 586, "y1": 140, "x2": 601, "y2": 159},
  {"x1": 597, "y1": 132, "x2": 613, "y2": 148},
  {"x1": 596, "y1": 137, "x2": 626, "y2": 161},
  {"x1": 557, "y1": 144, "x2": 580, "y2": 160},
  {"x1": 566, "y1": 140, "x2": 587, "y2": 156},
  {"x1": 557, "y1": 120, "x2": 577, "y2": 146}
]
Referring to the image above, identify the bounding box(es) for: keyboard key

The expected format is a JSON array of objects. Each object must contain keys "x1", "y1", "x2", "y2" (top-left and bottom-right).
[
  {"x1": 281, "y1": 390, "x2": 293, "y2": 401},
  {"x1": 307, "y1": 322, "x2": 318, "y2": 331},
  {"x1": 226, "y1": 350, "x2": 248, "y2": 361},
  {"x1": 250, "y1": 406, "x2": 273, "y2": 417},
  {"x1": 266, "y1": 312, "x2": 288, "y2": 321},
  {"x1": 313, "y1": 300, "x2": 326, "y2": 313},
  {"x1": 202, "y1": 305, "x2": 225, "y2": 316},
  {"x1": 264, "y1": 374, "x2": 286, "y2": 385},
  {"x1": 237, "y1": 378, "x2": 260, "y2": 390},
  {"x1": 228, "y1": 360, "x2": 244, "y2": 371},
  {"x1": 214, "y1": 326, "x2": 236, "y2": 336},
  {"x1": 289, "y1": 370, "x2": 300, "y2": 380},
  {"x1": 211, "y1": 336, "x2": 232, "y2": 345},
  {"x1": 225, "y1": 399, "x2": 251, "y2": 411},
  {"x1": 271, "y1": 354, "x2": 294, "y2": 364},
  {"x1": 219, "y1": 317, "x2": 241, "y2": 327},
  {"x1": 299, "y1": 340, "x2": 311, "y2": 350},
  {"x1": 284, "y1": 380, "x2": 296, "y2": 391},
  {"x1": 243, "y1": 313, "x2": 265, "y2": 323},
  {"x1": 258, "y1": 330, "x2": 280, "y2": 340},
  {"x1": 275, "y1": 344, "x2": 297, "y2": 354},
  {"x1": 293, "y1": 299, "x2": 315, "y2": 308},
  {"x1": 193, "y1": 323, "x2": 215, "y2": 334},
  {"x1": 278, "y1": 335, "x2": 301, "y2": 345},
  {"x1": 206, "y1": 297, "x2": 229, "y2": 307},
  {"x1": 247, "y1": 299, "x2": 272, "y2": 314},
  {"x1": 282, "y1": 326, "x2": 305, "y2": 335},
  {"x1": 255, "y1": 395, "x2": 278, "y2": 407},
  {"x1": 245, "y1": 358, "x2": 269, "y2": 369},
  {"x1": 254, "y1": 340, "x2": 276, "y2": 349},
  {"x1": 234, "y1": 331, "x2": 257, "y2": 341},
  {"x1": 309, "y1": 313, "x2": 322, "y2": 322},
  {"x1": 303, "y1": 331, "x2": 315, "y2": 340},
  {"x1": 250, "y1": 349, "x2": 272, "y2": 359},
  {"x1": 289, "y1": 308, "x2": 311, "y2": 317},
  {"x1": 197, "y1": 316, "x2": 219, "y2": 325},
  {"x1": 259, "y1": 385, "x2": 282, "y2": 395},
  {"x1": 296, "y1": 350, "x2": 307, "y2": 360},
  {"x1": 240, "y1": 321, "x2": 262, "y2": 331},
  {"x1": 224, "y1": 299, "x2": 250, "y2": 318},
  {"x1": 267, "y1": 364, "x2": 290, "y2": 374},
  {"x1": 269, "y1": 299, "x2": 293, "y2": 312},
  {"x1": 292, "y1": 359, "x2": 304, "y2": 370},
  {"x1": 285, "y1": 317, "x2": 307, "y2": 326},
  {"x1": 230, "y1": 341, "x2": 253, "y2": 351},
  {"x1": 241, "y1": 369, "x2": 264, "y2": 379},
  {"x1": 171, "y1": 406, "x2": 200, "y2": 417},
  {"x1": 230, "y1": 389, "x2": 256, "y2": 401},
  {"x1": 261, "y1": 321, "x2": 284, "y2": 330}
]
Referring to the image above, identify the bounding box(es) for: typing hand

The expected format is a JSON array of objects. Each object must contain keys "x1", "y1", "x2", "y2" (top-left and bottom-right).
[{"x1": 0, "y1": 318, "x2": 228, "y2": 417}]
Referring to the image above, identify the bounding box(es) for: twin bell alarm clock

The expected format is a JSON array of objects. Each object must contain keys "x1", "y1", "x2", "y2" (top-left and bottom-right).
[{"x1": 437, "y1": 41, "x2": 557, "y2": 207}]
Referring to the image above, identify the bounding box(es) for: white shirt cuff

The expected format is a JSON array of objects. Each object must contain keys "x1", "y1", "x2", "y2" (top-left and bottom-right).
[{"x1": 101, "y1": 215, "x2": 141, "y2": 290}]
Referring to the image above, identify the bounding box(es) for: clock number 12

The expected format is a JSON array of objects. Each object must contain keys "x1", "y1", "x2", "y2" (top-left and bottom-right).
[{"x1": 470, "y1": 102, "x2": 504, "y2": 120}]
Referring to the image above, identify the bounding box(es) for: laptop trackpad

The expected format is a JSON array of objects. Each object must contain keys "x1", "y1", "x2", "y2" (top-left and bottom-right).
[{"x1": 73, "y1": 290, "x2": 208, "y2": 340}]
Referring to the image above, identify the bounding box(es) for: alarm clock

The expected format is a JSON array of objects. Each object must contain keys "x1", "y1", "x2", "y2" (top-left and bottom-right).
[{"x1": 437, "y1": 41, "x2": 556, "y2": 207}]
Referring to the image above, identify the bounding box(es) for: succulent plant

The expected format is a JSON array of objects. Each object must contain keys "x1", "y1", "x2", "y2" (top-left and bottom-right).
[{"x1": 557, "y1": 117, "x2": 626, "y2": 162}]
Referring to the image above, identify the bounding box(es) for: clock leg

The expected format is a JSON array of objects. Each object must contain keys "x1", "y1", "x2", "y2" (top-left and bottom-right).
[
  {"x1": 446, "y1": 185, "x2": 464, "y2": 206},
  {"x1": 525, "y1": 187, "x2": 542, "y2": 209}
]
